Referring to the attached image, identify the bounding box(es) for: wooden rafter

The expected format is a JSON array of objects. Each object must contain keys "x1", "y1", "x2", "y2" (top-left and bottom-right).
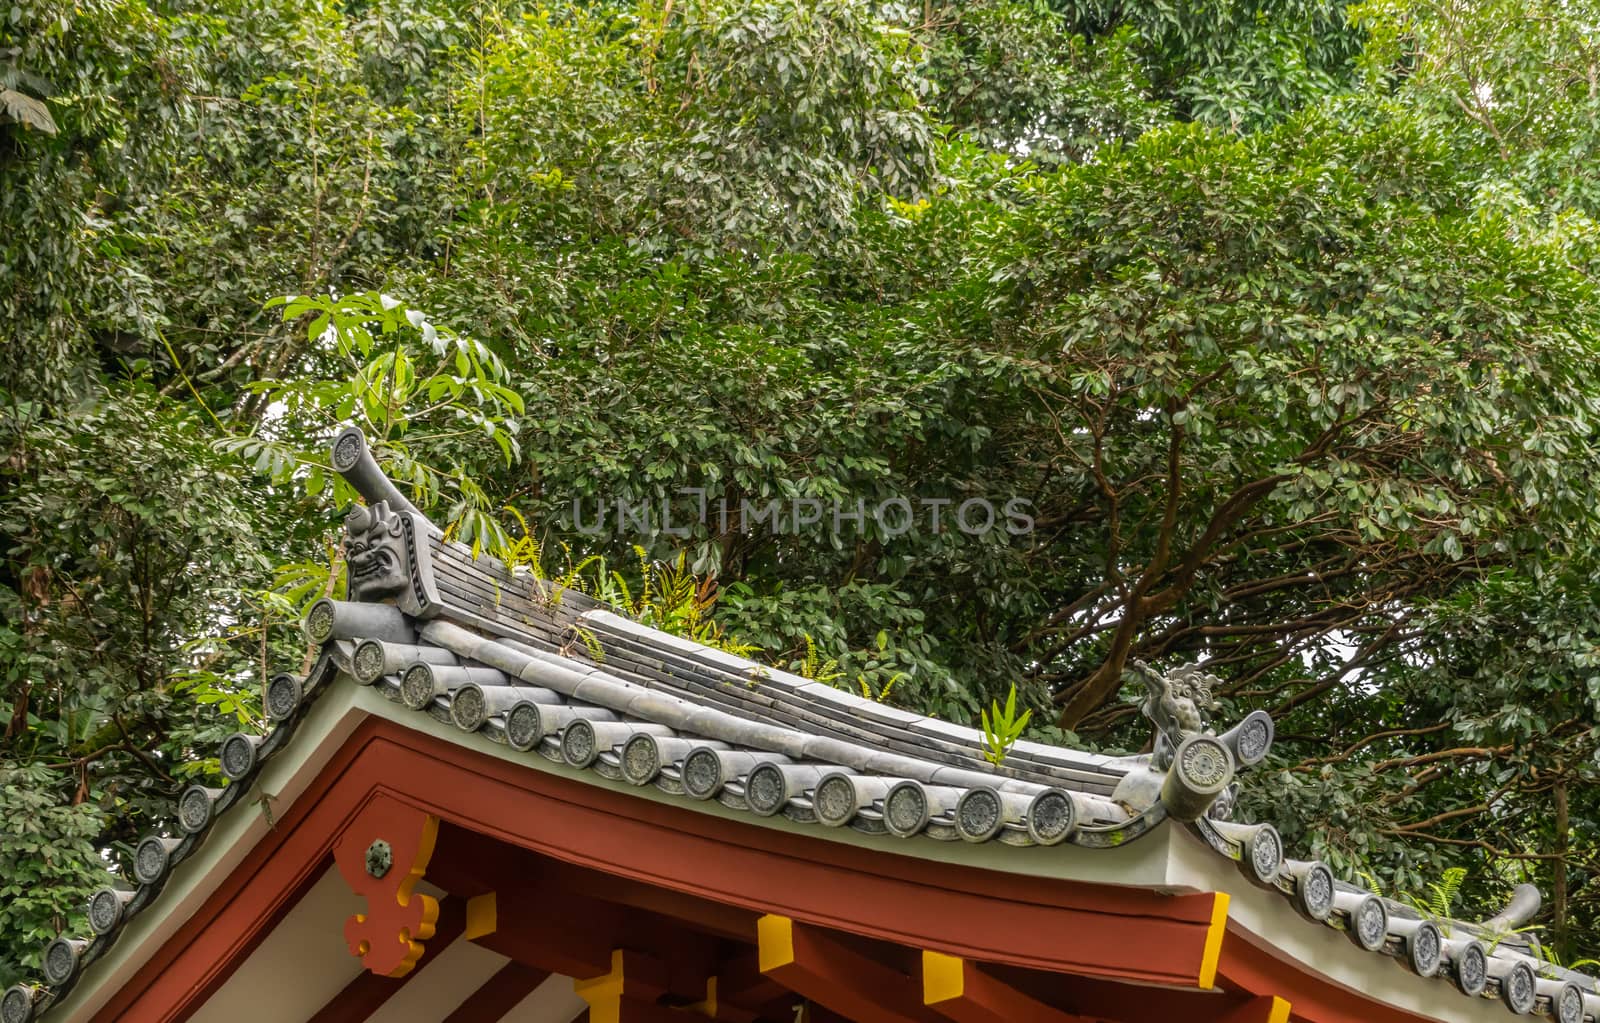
[
  {"x1": 921, "y1": 952, "x2": 1096, "y2": 1023},
  {"x1": 758, "y1": 914, "x2": 945, "y2": 1023},
  {"x1": 1217, "y1": 996, "x2": 1293, "y2": 1023},
  {"x1": 441, "y1": 962, "x2": 553, "y2": 1023}
]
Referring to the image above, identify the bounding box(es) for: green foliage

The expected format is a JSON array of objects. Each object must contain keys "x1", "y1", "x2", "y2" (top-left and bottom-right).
[
  {"x1": 6, "y1": 0, "x2": 1600, "y2": 972},
  {"x1": 501, "y1": 528, "x2": 756, "y2": 659},
  {"x1": 0, "y1": 763, "x2": 105, "y2": 984},
  {"x1": 220, "y1": 290, "x2": 526, "y2": 553},
  {"x1": 0, "y1": 390, "x2": 285, "y2": 981},
  {"x1": 981, "y1": 685, "x2": 1033, "y2": 767},
  {"x1": 591, "y1": 549, "x2": 754, "y2": 658}
]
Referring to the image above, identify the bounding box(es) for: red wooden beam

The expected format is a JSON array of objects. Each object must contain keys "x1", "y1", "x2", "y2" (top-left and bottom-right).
[
  {"x1": 467, "y1": 887, "x2": 623, "y2": 979},
  {"x1": 441, "y1": 962, "x2": 551, "y2": 1023},
  {"x1": 426, "y1": 826, "x2": 746, "y2": 983},
  {"x1": 921, "y1": 952, "x2": 1094, "y2": 1023},
  {"x1": 440, "y1": 869, "x2": 769, "y2": 1022},
  {"x1": 541, "y1": 857, "x2": 762, "y2": 943},
  {"x1": 758, "y1": 914, "x2": 943, "y2": 1023},
  {"x1": 573, "y1": 949, "x2": 678, "y2": 1023},
  {"x1": 712, "y1": 951, "x2": 789, "y2": 1010}
]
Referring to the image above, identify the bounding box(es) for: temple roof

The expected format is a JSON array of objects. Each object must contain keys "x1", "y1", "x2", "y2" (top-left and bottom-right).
[{"x1": 4, "y1": 427, "x2": 1594, "y2": 1023}]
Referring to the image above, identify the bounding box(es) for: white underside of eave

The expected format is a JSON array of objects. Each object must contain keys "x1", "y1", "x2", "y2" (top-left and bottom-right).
[{"x1": 51, "y1": 682, "x2": 1492, "y2": 1023}]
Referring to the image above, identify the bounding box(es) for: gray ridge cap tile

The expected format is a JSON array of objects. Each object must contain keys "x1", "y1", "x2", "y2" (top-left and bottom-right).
[
  {"x1": 804, "y1": 763, "x2": 856, "y2": 778},
  {"x1": 923, "y1": 765, "x2": 990, "y2": 790},
  {"x1": 569, "y1": 675, "x2": 642, "y2": 707},
  {"x1": 798, "y1": 734, "x2": 872, "y2": 764},
  {"x1": 904, "y1": 718, "x2": 1117, "y2": 777},
  {"x1": 620, "y1": 688, "x2": 700, "y2": 721},
  {"x1": 859, "y1": 750, "x2": 937, "y2": 775},
  {"x1": 551, "y1": 615, "x2": 1120, "y2": 787},
  {"x1": 1011, "y1": 738, "x2": 1116, "y2": 768},
  {"x1": 739, "y1": 667, "x2": 809, "y2": 693},
  {"x1": 580, "y1": 610, "x2": 704, "y2": 653},
  {"x1": 435, "y1": 622, "x2": 1112, "y2": 807},
  {"x1": 680, "y1": 707, "x2": 757, "y2": 740},
  {"x1": 791, "y1": 681, "x2": 872, "y2": 712},
  {"x1": 850, "y1": 702, "x2": 927, "y2": 728},
  {"x1": 580, "y1": 610, "x2": 808, "y2": 684},
  {"x1": 907, "y1": 716, "x2": 982, "y2": 742}
]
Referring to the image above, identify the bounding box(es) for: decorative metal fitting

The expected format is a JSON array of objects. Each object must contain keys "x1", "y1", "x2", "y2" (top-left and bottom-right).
[{"x1": 365, "y1": 839, "x2": 393, "y2": 879}]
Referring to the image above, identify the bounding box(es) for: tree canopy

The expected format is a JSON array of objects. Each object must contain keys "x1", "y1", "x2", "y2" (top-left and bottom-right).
[{"x1": 5, "y1": 0, "x2": 1600, "y2": 978}]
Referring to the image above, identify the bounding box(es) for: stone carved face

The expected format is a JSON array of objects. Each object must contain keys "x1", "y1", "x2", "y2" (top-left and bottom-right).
[
  {"x1": 345, "y1": 501, "x2": 410, "y2": 601},
  {"x1": 1162, "y1": 662, "x2": 1221, "y2": 717}
]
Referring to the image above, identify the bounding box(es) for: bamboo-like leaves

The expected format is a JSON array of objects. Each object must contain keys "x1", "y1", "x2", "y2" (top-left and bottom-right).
[{"x1": 981, "y1": 684, "x2": 1032, "y2": 767}]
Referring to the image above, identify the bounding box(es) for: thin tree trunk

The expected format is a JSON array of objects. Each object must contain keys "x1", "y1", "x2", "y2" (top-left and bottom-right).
[{"x1": 1553, "y1": 779, "x2": 1570, "y2": 962}]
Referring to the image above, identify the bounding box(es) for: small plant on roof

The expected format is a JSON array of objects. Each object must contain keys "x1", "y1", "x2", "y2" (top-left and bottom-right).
[
  {"x1": 496, "y1": 524, "x2": 754, "y2": 659},
  {"x1": 981, "y1": 684, "x2": 1032, "y2": 768},
  {"x1": 852, "y1": 632, "x2": 909, "y2": 703},
  {"x1": 795, "y1": 633, "x2": 843, "y2": 687},
  {"x1": 1532, "y1": 941, "x2": 1600, "y2": 977},
  {"x1": 855, "y1": 669, "x2": 908, "y2": 703},
  {"x1": 1409, "y1": 867, "x2": 1466, "y2": 921},
  {"x1": 1356, "y1": 867, "x2": 1466, "y2": 935}
]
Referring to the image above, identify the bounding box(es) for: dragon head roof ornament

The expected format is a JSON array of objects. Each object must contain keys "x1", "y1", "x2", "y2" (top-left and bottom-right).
[
  {"x1": 1132, "y1": 659, "x2": 1221, "y2": 769},
  {"x1": 1111, "y1": 659, "x2": 1273, "y2": 828},
  {"x1": 1109, "y1": 658, "x2": 1287, "y2": 889}
]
